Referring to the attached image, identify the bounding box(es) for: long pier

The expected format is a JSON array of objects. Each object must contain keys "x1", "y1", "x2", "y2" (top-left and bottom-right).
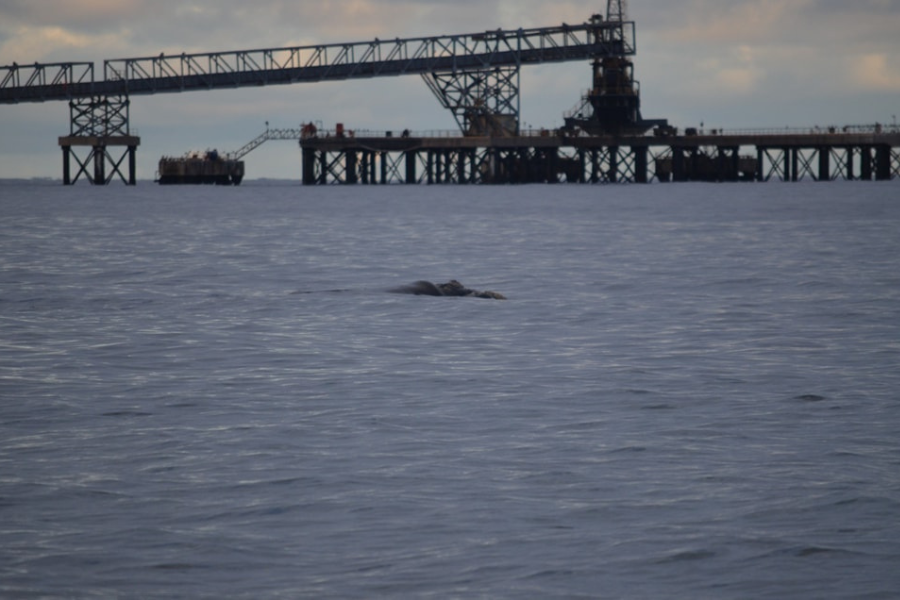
[
  {"x1": 3, "y1": 1, "x2": 898, "y2": 186},
  {"x1": 300, "y1": 127, "x2": 900, "y2": 185},
  {"x1": 0, "y1": 15, "x2": 631, "y2": 185}
]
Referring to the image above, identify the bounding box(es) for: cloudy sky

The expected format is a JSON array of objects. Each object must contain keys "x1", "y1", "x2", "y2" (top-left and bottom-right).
[{"x1": 1, "y1": 0, "x2": 898, "y2": 180}]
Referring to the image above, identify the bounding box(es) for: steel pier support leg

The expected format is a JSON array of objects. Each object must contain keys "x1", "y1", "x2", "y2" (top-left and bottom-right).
[
  {"x1": 608, "y1": 146, "x2": 618, "y2": 184},
  {"x1": 302, "y1": 147, "x2": 316, "y2": 185},
  {"x1": 405, "y1": 151, "x2": 417, "y2": 184},
  {"x1": 128, "y1": 145, "x2": 137, "y2": 185},
  {"x1": 62, "y1": 145, "x2": 72, "y2": 185},
  {"x1": 818, "y1": 147, "x2": 830, "y2": 181},
  {"x1": 360, "y1": 152, "x2": 369, "y2": 184},
  {"x1": 493, "y1": 150, "x2": 502, "y2": 183},
  {"x1": 634, "y1": 146, "x2": 648, "y2": 183},
  {"x1": 672, "y1": 147, "x2": 685, "y2": 182},
  {"x1": 94, "y1": 146, "x2": 105, "y2": 185},
  {"x1": 846, "y1": 148, "x2": 855, "y2": 181},
  {"x1": 861, "y1": 147, "x2": 873, "y2": 180},
  {"x1": 318, "y1": 151, "x2": 328, "y2": 184},
  {"x1": 346, "y1": 151, "x2": 358, "y2": 184},
  {"x1": 875, "y1": 145, "x2": 891, "y2": 180},
  {"x1": 577, "y1": 148, "x2": 587, "y2": 183},
  {"x1": 789, "y1": 148, "x2": 797, "y2": 182},
  {"x1": 716, "y1": 147, "x2": 726, "y2": 182}
]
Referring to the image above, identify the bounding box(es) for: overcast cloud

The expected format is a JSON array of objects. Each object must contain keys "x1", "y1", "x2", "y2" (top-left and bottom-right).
[{"x1": 1, "y1": 0, "x2": 898, "y2": 179}]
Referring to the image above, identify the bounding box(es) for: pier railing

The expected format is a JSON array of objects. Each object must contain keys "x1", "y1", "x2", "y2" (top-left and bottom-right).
[{"x1": 298, "y1": 123, "x2": 900, "y2": 141}]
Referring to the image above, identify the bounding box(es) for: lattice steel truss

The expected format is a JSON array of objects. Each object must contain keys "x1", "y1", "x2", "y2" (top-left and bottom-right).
[
  {"x1": 69, "y1": 95, "x2": 131, "y2": 137},
  {"x1": 423, "y1": 66, "x2": 520, "y2": 137},
  {"x1": 0, "y1": 62, "x2": 93, "y2": 103},
  {"x1": 1, "y1": 19, "x2": 629, "y2": 105},
  {"x1": 59, "y1": 95, "x2": 139, "y2": 185}
]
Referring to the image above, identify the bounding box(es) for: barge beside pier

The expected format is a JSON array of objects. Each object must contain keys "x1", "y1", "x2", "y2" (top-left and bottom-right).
[{"x1": 157, "y1": 151, "x2": 244, "y2": 185}]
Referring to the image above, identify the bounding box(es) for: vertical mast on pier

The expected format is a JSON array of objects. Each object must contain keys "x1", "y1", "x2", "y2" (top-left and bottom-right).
[{"x1": 564, "y1": 0, "x2": 668, "y2": 135}]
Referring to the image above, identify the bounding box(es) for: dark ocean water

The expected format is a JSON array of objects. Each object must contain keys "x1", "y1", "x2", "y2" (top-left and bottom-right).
[{"x1": 1, "y1": 180, "x2": 899, "y2": 599}]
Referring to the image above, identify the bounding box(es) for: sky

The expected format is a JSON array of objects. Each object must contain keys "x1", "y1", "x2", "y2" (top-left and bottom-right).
[{"x1": 1, "y1": 0, "x2": 899, "y2": 180}]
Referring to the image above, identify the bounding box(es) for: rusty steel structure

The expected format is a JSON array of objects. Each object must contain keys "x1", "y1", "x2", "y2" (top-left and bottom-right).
[
  {"x1": 1, "y1": 13, "x2": 631, "y2": 184},
  {"x1": 2, "y1": 0, "x2": 898, "y2": 185}
]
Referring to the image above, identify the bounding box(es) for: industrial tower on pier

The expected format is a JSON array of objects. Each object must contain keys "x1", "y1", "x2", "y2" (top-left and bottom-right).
[{"x1": 563, "y1": 2, "x2": 668, "y2": 135}]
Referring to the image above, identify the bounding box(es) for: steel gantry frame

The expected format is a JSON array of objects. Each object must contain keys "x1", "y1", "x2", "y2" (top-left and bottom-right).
[
  {"x1": 0, "y1": 20, "x2": 632, "y2": 103},
  {"x1": 0, "y1": 62, "x2": 94, "y2": 102},
  {"x1": 0, "y1": 16, "x2": 634, "y2": 184},
  {"x1": 99, "y1": 22, "x2": 630, "y2": 97},
  {"x1": 422, "y1": 66, "x2": 522, "y2": 137},
  {"x1": 59, "y1": 95, "x2": 140, "y2": 185}
]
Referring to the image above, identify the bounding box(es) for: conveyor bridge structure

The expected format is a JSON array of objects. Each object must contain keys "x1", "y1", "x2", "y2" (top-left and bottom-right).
[
  {"x1": 2, "y1": 1, "x2": 898, "y2": 185},
  {"x1": 0, "y1": 10, "x2": 635, "y2": 185}
]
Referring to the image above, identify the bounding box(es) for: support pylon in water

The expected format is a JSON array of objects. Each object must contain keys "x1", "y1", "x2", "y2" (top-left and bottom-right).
[{"x1": 58, "y1": 95, "x2": 140, "y2": 185}]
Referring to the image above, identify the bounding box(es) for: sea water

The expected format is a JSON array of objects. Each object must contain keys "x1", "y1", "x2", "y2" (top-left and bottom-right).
[{"x1": 1, "y1": 180, "x2": 899, "y2": 599}]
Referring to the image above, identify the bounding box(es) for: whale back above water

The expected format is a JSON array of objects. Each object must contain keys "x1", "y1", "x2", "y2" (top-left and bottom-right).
[{"x1": 390, "y1": 280, "x2": 506, "y2": 299}]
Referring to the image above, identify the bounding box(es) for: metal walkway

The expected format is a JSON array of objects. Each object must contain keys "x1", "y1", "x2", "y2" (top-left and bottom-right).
[{"x1": 0, "y1": 19, "x2": 632, "y2": 104}]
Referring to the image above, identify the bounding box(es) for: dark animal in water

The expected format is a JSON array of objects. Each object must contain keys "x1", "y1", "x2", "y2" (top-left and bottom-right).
[
  {"x1": 390, "y1": 280, "x2": 506, "y2": 299},
  {"x1": 794, "y1": 394, "x2": 827, "y2": 402}
]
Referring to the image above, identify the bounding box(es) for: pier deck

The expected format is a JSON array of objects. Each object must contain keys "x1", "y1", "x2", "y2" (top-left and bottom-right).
[{"x1": 300, "y1": 130, "x2": 900, "y2": 185}]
